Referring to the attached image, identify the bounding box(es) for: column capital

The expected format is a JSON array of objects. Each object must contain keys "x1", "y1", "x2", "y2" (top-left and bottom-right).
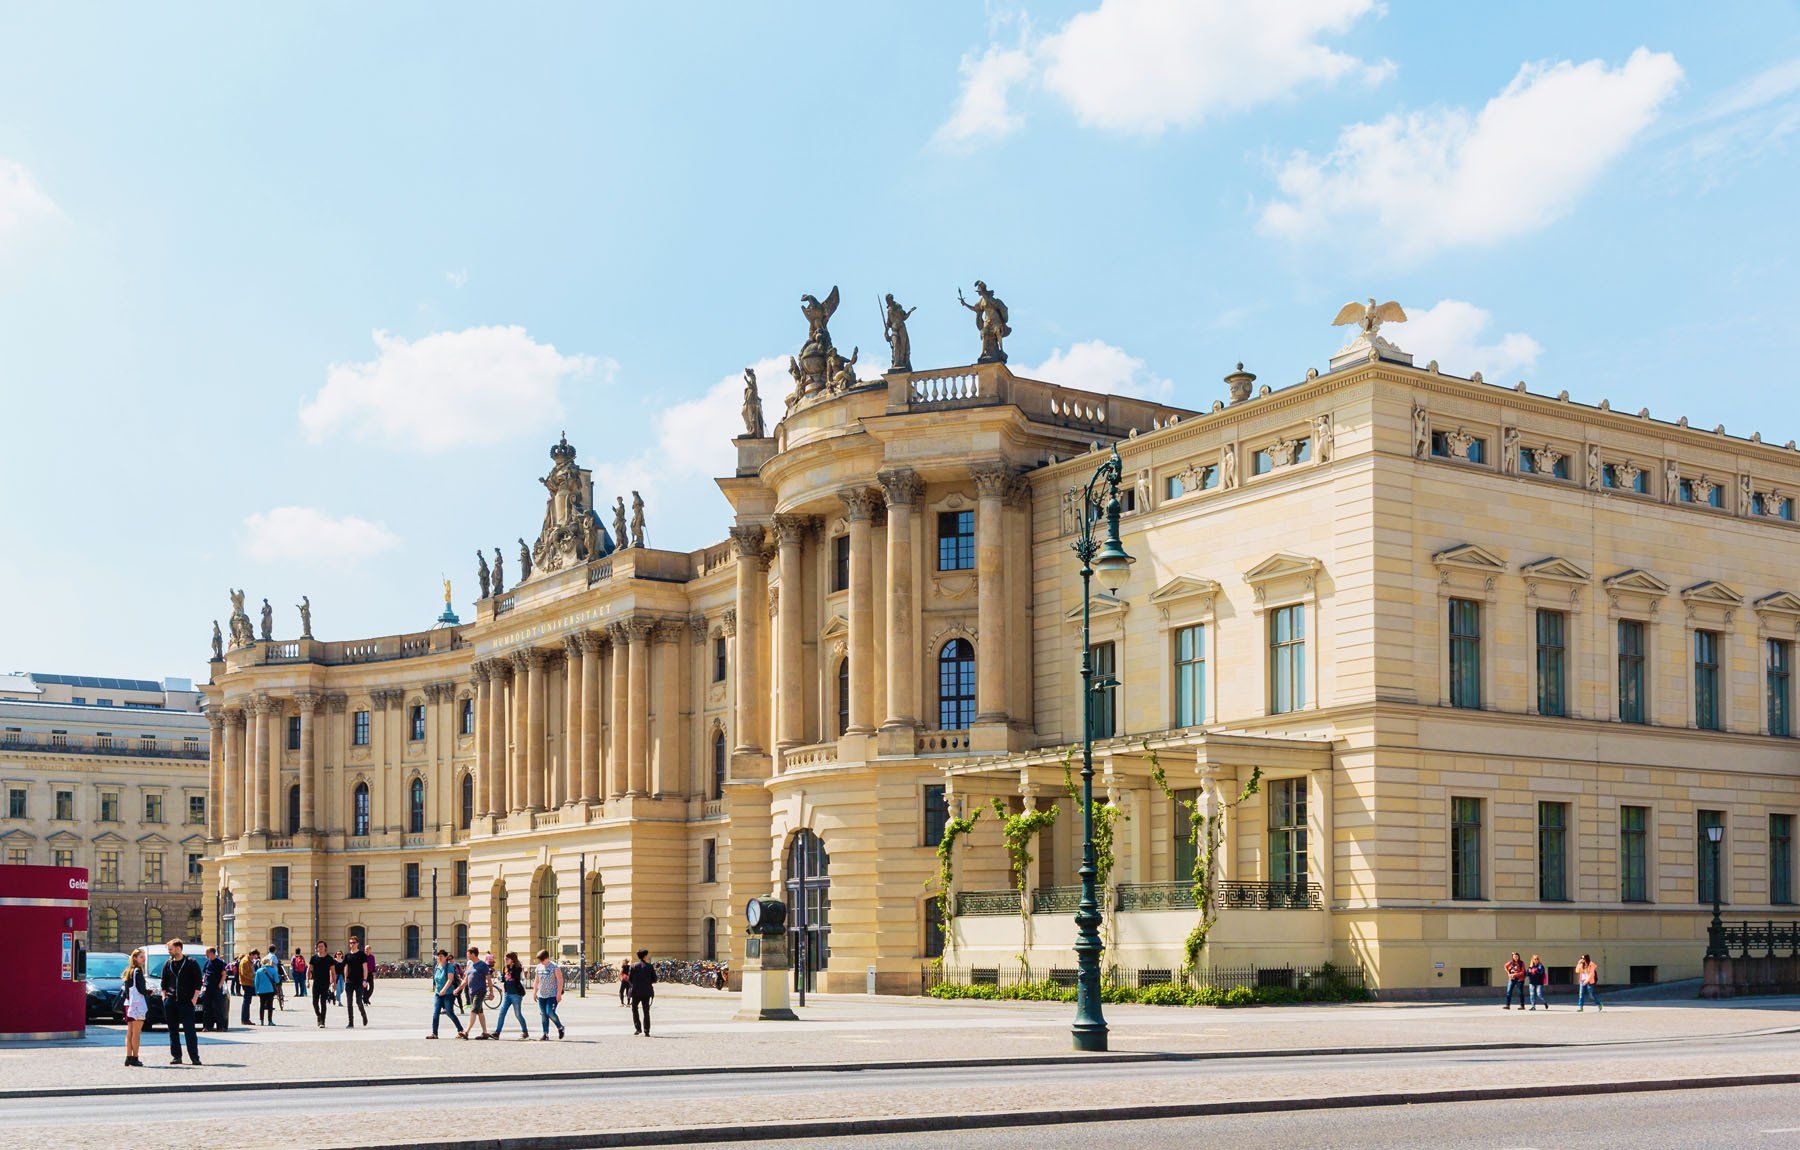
[
  {"x1": 728, "y1": 523, "x2": 767, "y2": 557},
  {"x1": 205, "y1": 710, "x2": 226, "y2": 732},
  {"x1": 370, "y1": 687, "x2": 406, "y2": 708},
  {"x1": 771, "y1": 512, "x2": 817, "y2": 545},
  {"x1": 877, "y1": 468, "x2": 925, "y2": 507},
  {"x1": 563, "y1": 634, "x2": 586, "y2": 659},
  {"x1": 839, "y1": 487, "x2": 881, "y2": 522},
  {"x1": 971, "y1": 462, "x2": 1014, "y2": 499},
  {"x1": 625, "y1": 615, "x2": 657, "y2": 644},
  {"x1": 720, "y1": 608, "x2": 738, "y2": 637},
  {"x1": 325, "y1": 692, "x2": 350, "y2": 714},
  {"x1": 688, "y1": 614, "x2": 710, "y2": 643},
  {"x1": 423, "y1": 680, "x2": 457, "y2": 702},
  {"x1": 1003, "y1": 473, "x2": 1033, "y2": 508},
  {"x1": 509, "y1": 648, "x2": 534, "y2": 672},
  {"x1": 249, "y1": 694, "x2": 279, "y2": 716},
  {"x1": 293, "y1": 691, "x2": 322, "y2": 713},
  {"x1": 471, "y1": 661, "x2": 493, "y2": 686},
  {"x1": 580, "y1": 630, "x2": 608, "y2": 654},
  {"x1": 653, "y1": 617, "x2": 686, "y2": 644}
]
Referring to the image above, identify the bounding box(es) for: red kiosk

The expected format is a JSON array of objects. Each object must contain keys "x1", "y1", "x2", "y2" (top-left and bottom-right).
[{"x1": 0, "y1": 865, "x2": 89, "y2": 1040}]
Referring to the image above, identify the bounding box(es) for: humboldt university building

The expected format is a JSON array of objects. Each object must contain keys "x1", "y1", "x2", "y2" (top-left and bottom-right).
[{"x1": 202, "y1": 299, "x2": 1800, "y2": 993}]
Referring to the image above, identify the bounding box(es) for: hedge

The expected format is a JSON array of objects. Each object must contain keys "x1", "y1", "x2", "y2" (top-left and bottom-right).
[{"x1": 925, "y1": 979, "x2": 1371, "y2": 1007}]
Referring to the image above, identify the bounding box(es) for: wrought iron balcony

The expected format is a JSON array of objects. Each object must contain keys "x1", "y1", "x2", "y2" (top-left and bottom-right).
[
  {"x1": 1115, "y1": 881, "x2": 1196, "y2": 911},
  {"x1": 1218, "y1": 879, "x2": 1323, "y2": 910},
  {"x1": 1030, "y1": 884, "x2": 1082, "y2": 914},
  {"x1": 1719, "y1": 919, "x2": 1800, "y2": 957},
  {"x1": 955, "y1": 888, "x2": 1022, "y2": 917},
  {"x1": 0, "y1": 730, "x2": 207, "y2": 761}
]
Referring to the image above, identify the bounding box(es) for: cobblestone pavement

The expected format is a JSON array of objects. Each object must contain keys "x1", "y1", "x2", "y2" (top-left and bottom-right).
[{"x1": 6, "y1": 985, "x2": 1796, "y2": 1148}]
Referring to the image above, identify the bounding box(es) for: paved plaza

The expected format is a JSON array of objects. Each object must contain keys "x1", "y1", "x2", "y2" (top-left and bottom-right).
[{"x1": 6, "y1": 984, "x2": 1799, "y2": 1148}]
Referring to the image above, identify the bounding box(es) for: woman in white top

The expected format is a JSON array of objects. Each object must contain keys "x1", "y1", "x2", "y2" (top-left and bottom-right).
[
  {"x1": 123, "y1": 947, "x2": 149, "y2": 1067},
  {"x1": 533, "y1": 949, "x2": 565, "y2": 1040}
]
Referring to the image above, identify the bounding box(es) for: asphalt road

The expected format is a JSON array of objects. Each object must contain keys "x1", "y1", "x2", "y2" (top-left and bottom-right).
[{"x1": 699, "y1": 1083, "x2": 1800, "y2": 1149}]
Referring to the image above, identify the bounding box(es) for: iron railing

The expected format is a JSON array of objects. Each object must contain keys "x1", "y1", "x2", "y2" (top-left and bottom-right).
[
  {"x1": 1116, "y1": 881, "x2": 1194, "y2": 911},
  {"x1": 1031, "y1": 885, "x2": 1082, "y2": 914},
  {"x1": 1719, "y1": 920, "x2": 1800, "y2": 957},
  {"x1": 0, "y1": 730, "x2": 208, "y2": 761},
  {"x1": 956, "y1": 888, "x2": 1023, "y2": 916},
  {"x1": 1112, "y1": 879, "x2": 1323, "y2": 911}
]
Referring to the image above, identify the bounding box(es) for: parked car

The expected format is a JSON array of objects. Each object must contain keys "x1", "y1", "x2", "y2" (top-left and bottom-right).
[
  {"x1": 85, "y1": 951, "x2": 130, "y2": 1022},
  {"x1": 141, "y1": 942, "x2": 206, "y2": 1030}
]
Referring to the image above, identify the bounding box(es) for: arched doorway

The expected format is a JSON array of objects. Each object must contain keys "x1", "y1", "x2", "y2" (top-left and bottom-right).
[
  {"x1": 785, "y1": 830, "x2": 829, "y2": 992},
  {"x1": 533, "y1": 866, "x2": 559, "y2": 958},
  {"x1": 583, "y1": 872, "x2": 604, "y2": 961}
]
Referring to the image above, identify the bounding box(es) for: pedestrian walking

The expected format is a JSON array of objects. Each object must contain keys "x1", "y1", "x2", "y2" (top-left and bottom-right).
[
  {"x1": 236, "y1": 948, "x2": 259, "y2": 1026},
  {"x1": 333, "y1": 949, "x2": 346, "y2": 1004},
  {"x1": 465, "y1": 946, "x2": 493, "y2": 1039},
  {"x1": 1502, "y1": 951, "x2": 1528, "y2": 1009},
  {"x1": 626, "y1": 948, "x2": 657, "y2": 1037},
  {"x1": 1575, "y1": 954, "x2": 1603, "y2": 1011},
  {"x1": 428, "y1": 949, "x2": 469, "y2": 1039},
  {"x1": 342, "y1": 936, "x2": 371, "y2": 1027},
  {"x1": 309, "y1": 942, "x2": 338, "y2": 1027},
  {"x1": 255, "y1": 952, "x2": 280, "y2": 1024},
  {"x1": 122, "y1": 947, "x2": 149, "y2": 1067},
  {"x1": 1526, "y1": 954, "x2": 1549, "y2": 1010},
  {"x1": 619, "y1": 955, "x2": 631, "y2": 1007},
  {"x1": 158, "y1": 938, "x2": 203, "y2": 1066},
  {"x1": 292, "y1": 948, "x2": 308, "y2": 1000},
  {"x1": 495, "y1": 951, "x2": 529, "y2": 1040},
  {"x1": 201, "y1": 946, "x2": 229, "y2": 1032},
  {"x1": 534, "y1": 949, "x2": 565, "y2": 1040}
]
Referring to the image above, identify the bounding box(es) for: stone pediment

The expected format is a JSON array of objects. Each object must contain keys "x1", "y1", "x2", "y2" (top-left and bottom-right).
[
  {"x1": 178, "y1": 832, "x2": 207, "y2": 847},
  {"x1": 1432, "y1": 543, "x2": 1507, "y2": 572},
  {"x1": 1065, "y1": 592, "x2": 1129, "y2": 623},
  {"x1": 46, "y1": 828, "x2": 81, "y2": 844},
  {"x1": 135, "y1": 831, "x2": 171, "y2": 847},
  {"x1": 92, "y1": 830, "x2": 127, "y2": 846},
  {"x1": 1681, "y1": 580, "x2": 1744, "y2": 607},
  {"x1": 1520, "y1": 556, "x2": 1592, "y2": 584},
  {"x1": 1753, "y1": 590, "x2": 1800, "y2": 616},
  {"x1": 1243, "y1": 552, "x2": 1321, "y2": 585},
  {"x1": 0, "y1": 827, "x2": 36, "y2": 842},
  {"x1": 819, "y1": 615, "x2": 849, "y2": 643},
  {"x1": 1148, "y1": 575, "x2": 1222, "y2": 613},
  {"x1": 1603, "y1": 569, "x2": 1671, "y2": 597}
]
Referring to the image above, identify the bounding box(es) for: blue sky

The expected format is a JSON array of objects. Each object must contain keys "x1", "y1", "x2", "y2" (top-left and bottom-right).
[{"x1": 2, "y1": 1, "x2": 1798, "y2": 680}]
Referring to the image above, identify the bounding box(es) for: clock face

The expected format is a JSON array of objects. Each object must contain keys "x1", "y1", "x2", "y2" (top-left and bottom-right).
[{"x1": 745, "y1": 898, "x2": 763, "y2": 928}]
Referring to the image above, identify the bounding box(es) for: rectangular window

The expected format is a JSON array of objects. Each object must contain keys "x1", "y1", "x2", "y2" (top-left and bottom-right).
[
  {"x1": 187, "y1": 794, "x2": 206, "y2": 824},
  {"x1": 7, "y1": 788, "x2": 24, "y2": 818},
  {"x1": 923, "y1": 900, "x2": 945, "y2": 959},
  {"x1": 1268, "y1": 778, "x2": 1309, "y2": 886},
  {"x1": 55, "y1": 790, "x2": 74, "y2": 820},
  {"x1": 1172, "y1": 789, "x2": 1198, "y2": 880},
  {"x1": 53, "y1": 847, "x2": 75, "y2": 869},
  {"x1": 1520, "y1": 450, "x2": 1571, "y2": 479},
  {"x1": 937, "y1": 510, "x2": 975, "y2": 571},
  {"x1": 144, "y1": 793, "x2": 164, "y2": 824},
  {"x1": 1269, "y1": 605, "x2": 1306, "y2": 714},
  {"x1": 353, "y1": 710, "x2": 371, "y2": 746},
  {"x1": 1088, "y1": 641, "x2": 1118, "y2": 739},
  {"x1": 348, "y1": 864, "x2": 366, "y2": 900},
  {"x1": 7, "y1": 847, "x2": 28, "y2": 866},
  {"x1": 404, "y1": 861, "x2": 421, "y2": 899},
  {"x1": 144, "y1": 851, "x2": 164, "y2": 886},
  {"x1": 1769, "y1": 639, "x2": 1792, "y2": 737},
  {"x1": 1174, "y1": 624, "x2": 1206, "y2": 727},
  {"x1": 270, "y1": 866, "x2": 290, "y2": 901},
  {"x1": 1538, "y1": 801, "x2": 1568, "y2": 901},
  {"x1": 1536, "y1": 609, "x2": 1568, "y2": 717},
  {"x1": 286, "y1": 715, "x2": 301, "y2": 751},
  {"x1": 1772, "y1": 813, "x2": 1794, "y2": 906},
  {"x1": 460, "y1": 697, "x2": 475, "y2": 736},
  {"x1": 831, "y1": 534, "x2": 850, "y2": 592},
  {"x1": 1620, "y1": 805, "x2": 1649, "y2": 902},
  {"x1": 1694, "y1": 630, "x2": 1722, "y2": 731},
  {"x1": 1448, "y1": 598, "x2": 1482, "y2": 709},
  {"x1": 922, "y1": 784, "x2": 949, "y2": 847},
  {"x1": 713, "y1": 635, "x2": 728, "y2": 682},
  {"x1": 97, "y1": 850, "x2": 121, "y2": 886},
  {"x1": 187, "y1": 852, "x2": 204, "y2": 882},
  {"x1": 1680, "y1": 479, "x2": 1725, "y2": 508},
  {"x1": 702, "y1": 838, "x2": 717, "y2": 884},
  {"x1": 99, "y1": 792, "x2": 119, "y2": 823},
  {"x1": 1450, "y1": 797, "x2": 1483, "y2": 900},
  {"x1": 1432, "y1": 430, "x2": 1487, "y2": 463},
  {"x1": 1697, "y1": 809, "x2": 1724, "y2": 904},
  {"x1": 1618, "y1": 619, "x2": 1647, "y2": 724},
  {"x1": 410, "y1": 704, "x2": 426, "y2": 742},
  {"x1": 453, "y1": 859, "x2": 468, "y2": 897}
]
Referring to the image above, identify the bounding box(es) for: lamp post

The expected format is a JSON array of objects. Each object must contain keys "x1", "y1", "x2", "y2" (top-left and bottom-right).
[
  {"x1": 1070, "y1": 444, "x2": 1135, "y2": 1052},
  {"x1": 1704, "y1": 823, "x2": 1726, "y2": 960}
]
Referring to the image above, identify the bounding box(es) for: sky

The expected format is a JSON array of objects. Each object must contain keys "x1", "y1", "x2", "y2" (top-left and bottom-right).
[{"x1": 3, "y1": 1, "x2": 1799, "y2": 683}]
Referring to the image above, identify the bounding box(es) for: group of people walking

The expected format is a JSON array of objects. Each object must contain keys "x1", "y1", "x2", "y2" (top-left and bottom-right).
[
  {"x1": 423, "y1": 946, "x2": 659, "y2": 1041},
  {"x1": 1501, "y1": 952, "x2": 1605, "y2": 1011}
]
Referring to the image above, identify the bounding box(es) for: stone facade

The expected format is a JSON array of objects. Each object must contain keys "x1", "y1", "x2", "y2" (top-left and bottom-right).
[{"x1": 203, "y1": 347, "x2": 1800, "y2": 992}]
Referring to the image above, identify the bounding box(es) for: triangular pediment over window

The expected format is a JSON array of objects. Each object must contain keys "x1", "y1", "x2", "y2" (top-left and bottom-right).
[
  {"x1": 1432, "y1": 543, "x2": 1507, "y2": 572},
  {"x1": 1681, "y1": 579, "x2": 1744, "y2": 607},
  {"x1": 179, "y1": 832, "x2": 207, "y2": 848},
  {"x1": 819, "y1": 615, "x2": 848, "y2": 643},
  {"x1": 1242, "y1": 552, "x2": 1322, "y2": 586},
  {"x1": 136, "y1": 831, "x2": 170, "y2": 847},
  {"x1": 1603, "y1": 569, "x2": 1671, "y2": 597},
  {"x1": 0, "y1": 827, "x2": 36, "y2": 843},
  {"x1": 1754, "y1": 590, "x2": 1800, "y2": 616},
  {"x1": 46, "y1": 829, "x2": 81, "y2": 844},
  {"x1": 1065, "y1": 592, "x2": 1129, "y2": 623},
  {"x1": 1148, "y1": 575, "x2": 1222, "y2": 608},
  {"x1": 1520, "y1": 556, "x2": 1592, "y2": 583}
]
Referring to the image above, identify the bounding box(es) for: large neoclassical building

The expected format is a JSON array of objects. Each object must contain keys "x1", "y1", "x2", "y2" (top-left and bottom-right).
[{"x1": 202, "y1": 296, "x2": 1800, "y2": 993}]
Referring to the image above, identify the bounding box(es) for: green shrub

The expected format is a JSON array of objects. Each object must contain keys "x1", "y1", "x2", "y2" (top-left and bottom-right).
[{"x1": 925, "y1": 979, "x2": 1371, "y2": 1007}]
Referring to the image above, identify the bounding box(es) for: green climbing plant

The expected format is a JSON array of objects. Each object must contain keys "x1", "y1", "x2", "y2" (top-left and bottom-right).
[
  {"x1": 991, "y1": 796, "x2": 1059, "y2": 898},
  {"x1": 1144, "y1": 740, "x2": 1261, "y2": 972},
  {"x1": 931, "y1": 804, "x2": 985, "y2": 923},
  {"x1": 1061, "y1": 753, "x2": 1126, "y2": 891}
]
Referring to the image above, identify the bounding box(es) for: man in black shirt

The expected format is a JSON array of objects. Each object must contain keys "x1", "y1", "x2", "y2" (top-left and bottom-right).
[
  {"x1": 158, "y1": 940, "x2": 203, "y2": 1064},
  {"x1": 342, "y1": 937, "x2": 370, "y2": 1027},
  {"x1": 200, "y1": 946, "x2": 229, "y2": 1032},
  {"x1": 626, "y1": 948, "x2": 656, "y2": 1037},
  {"x1": 309, "y1": 941, "x2": 338, "y2": 1028}
]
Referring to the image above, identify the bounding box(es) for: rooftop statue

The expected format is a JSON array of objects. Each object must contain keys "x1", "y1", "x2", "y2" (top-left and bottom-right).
[
  {"x1": 881, "y1": 294, "x2": 916, "y2": 373},
  {"x1": 630, "y1": 490, "x2": 646, "y2": 550},
  {"x1": 492, "y1": 547, "x2": 505, "y2": 596},
  {"x1": 1332, "y1": 298, "x2": 1408, "y2": 358},
  {"x1": 211, "y1": 620, "x2": 224, "y2": 661},
  {"x1": 958, "y1": 280, "x2": 1010, "y2": 364},
  {"x1": 826, "y1": 345, "x2": 859, "y2": 394},
  {"x1": 518, "y1": 537, "x2": 533, "y2": 581},
  {"x1": 259, "y1": 598, "x2": 273, "y2": 642},
  {"x1": 524, "y1": 433, "x2": 609, "y2": 577},
  {"x1": 613, "y1": 496, "x2": 629, "y2": 552},
  {"x1": 789, "y1": 286, "x2": 841, "y2": 404},
  {"x1": 297, "y1": 595, "x2": 312, "y2": 640},
  {"x1": 741, "y1": 368, "x2": 765, "y2": 438},
  {"x1": 227, "y1": 589, "x2": 254, "y2": 649},
  {"x1": 476, "y1": 550, "x2": 491, "y2": 599}
]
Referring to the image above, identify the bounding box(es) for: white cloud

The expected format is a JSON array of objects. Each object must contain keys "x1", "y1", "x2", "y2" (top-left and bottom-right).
[
  {"x1": 1260, "y1": 48, "x2": 1682, "y2": 258},
  {"x1": 1672, "y1": 55, "x2": 1800, "y2": 184},
  {"x1": 0, "y1": 158, "x2": 60, "y2": 248},
  {"x1": 446, "y1": 268, "x2": 469, "y2": 288},
  {"x1": 1026, "y1": 340, "x2": 1172, "y2": 401},
  {"x1": 935, "y1": 0, "x2": 1387, "y2": 144},
  {"x1": 241, "y1": 506, "x2": 401, "y2": 564},
  {"x1": 300, "y1": 326, "x2": 606, "y2": 452},
  {"x1": 1398, "y1": 299, "x2": 1541, "y2": 379}
]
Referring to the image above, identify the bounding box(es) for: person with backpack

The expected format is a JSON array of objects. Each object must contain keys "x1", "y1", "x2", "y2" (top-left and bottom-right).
[
  {"x1": 236, "y1": 948, "x2": 259, "y2": 1026},
  {"x1": 495, "y1": 951, "x2": 530, "y2": 1040},
  {"x1": 533, "y1": 949, "x2": 565, "y2": 1040},
  {"x1": 428, "y1": 949, "x2": 468, "y2": 1039},
  {"x1": 1526, "y1": 954, "x2": 1549, "y2": 1010},
  {"x1": 1575, "y1": 954, "x2": 1604, "y2": 1011},
  {"x1": 625, "y1": 948, "x2": 657, "y2": 1037},
  {"x1": 254, "y1": 952, "x2": 281, "y2": 1024},
  {"x1": 292, "y1": 948, "x2": 308, "y2": 1000}
]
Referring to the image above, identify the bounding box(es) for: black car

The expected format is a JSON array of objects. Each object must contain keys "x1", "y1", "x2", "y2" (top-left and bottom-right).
[{"x1": 85, "y1": 951, "x2": 129, "y2": 1023}]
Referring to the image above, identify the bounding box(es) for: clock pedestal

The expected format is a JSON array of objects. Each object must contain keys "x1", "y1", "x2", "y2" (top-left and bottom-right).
[{"x1": 734, "y1": 933, "x2": 798, "y2": 1021}]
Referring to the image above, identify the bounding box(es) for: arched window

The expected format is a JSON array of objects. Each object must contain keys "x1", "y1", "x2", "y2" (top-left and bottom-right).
[
  {"x1": 352, "y1": 783, "x2": 371, "y2": 837},
  {"x1": 938, "y1": 638, "x2": 976, "y2": 730},
  {"x1": 534, "y1": 867, "x2": 560, "y2": 956},
  {"x1": 95, "y1": 907, "x2": 119, "y2": 947},
  {"x1": 145, "y1": 905, "x2": 164, "y2": 946},
  {"x1": 711, "y1": 731, "x2": 727, "y2": 800},
  {"x1": 836, "y1": 658, "x2": 850, "y2": 736},
  {"x1": 702, "y1": 916, "x2": 717, "y2": 961},
  {"x1": 270, "y1": 925, "x2": 289, "y2": 958},
  {"x1": 403, "y1": 924, "x2": 421, "y2": 961},
  {"x1": 349, "y1": 924, "x2": 367, "y2": 948},
  {"x1": 459, "y1": 773, "x2": 474, "y2": 829},
  {"x1": 286, "y1": 784, "x2": 301, "y2": 835},
  {"x1": 408, "y1": 778, "x2": 426, "y2": 834}
]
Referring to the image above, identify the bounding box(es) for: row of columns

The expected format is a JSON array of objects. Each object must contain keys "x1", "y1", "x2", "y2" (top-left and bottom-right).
[{"x1": 209, "y1": 691, "x2": 350, "y2": 840}]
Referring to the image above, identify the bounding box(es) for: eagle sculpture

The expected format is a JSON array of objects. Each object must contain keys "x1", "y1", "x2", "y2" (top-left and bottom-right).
[{"x1": 1332, "y1": 298, "x2": 1407, "y2": 338}]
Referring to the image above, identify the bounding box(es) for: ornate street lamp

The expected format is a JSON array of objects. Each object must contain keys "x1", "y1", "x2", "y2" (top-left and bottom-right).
[
  {"x1": 1070, "y1": 444, "x2": 1135, "y2": 1052},
  {"x1": 1704, "y1": 823, "x2": 1726, "y2": 960}
]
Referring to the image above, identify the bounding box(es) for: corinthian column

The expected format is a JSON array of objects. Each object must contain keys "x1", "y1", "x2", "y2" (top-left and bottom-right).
[
  {"x1": 608, "y1": 623, "x2": 630, "y2": 797},
  {"x1": 652, "y1": 619, "x2": 682, "y2": 795},
  {"x1": 579, "y1": 633, "x2": 603, "y2": 803},
  {"x1": 509, "y1": 650, "x2": 531, "y2": 813},
  {"x1": 525, "y1": 649, "x2": 548, "y2": 811},
  {"x1": 563, "y1": 636, "x2": 584, "y2": 806},
  {"x1": 878, "y1": 469, "x2": 923, "y2": 731},
  {"x1": 472, "y1": 663, "x2": 491, "y2": 818},
  {"x1": 205, "y1": 711, "x2": 225, "y2": 841},
  {"x1": 626, "y1": 616, "x2": 654, "y2": 795},
  {"x1": 728, "y1": 524, "x2": 767, "y2": 753},
  {"x1": 772, "y1": 514, "x2": 810, "y2": 749},
  {"x1": 251, "y1": 695, "x2": 272, "y2": 833},
  {"x1": 972, "y1": 463, "x2": 1012, "y2": 725},
  {"x1": 840, "y1": 491, "x2": 879, "y2": 734},
  {"x1": 296, "y1": 692, "x2": 320, "y2": 833},
  {"x1": 221, "y1": 708, "x2": 242, "y2": 840},
  {"x1": 487, "y1": 661, "x2": 510, "y2": 815}
]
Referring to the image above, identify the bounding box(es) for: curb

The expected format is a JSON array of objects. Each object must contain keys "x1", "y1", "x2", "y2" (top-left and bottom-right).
[{"x1": 335, "y1": 1073, "x2": 1800, "y2": 1150}]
